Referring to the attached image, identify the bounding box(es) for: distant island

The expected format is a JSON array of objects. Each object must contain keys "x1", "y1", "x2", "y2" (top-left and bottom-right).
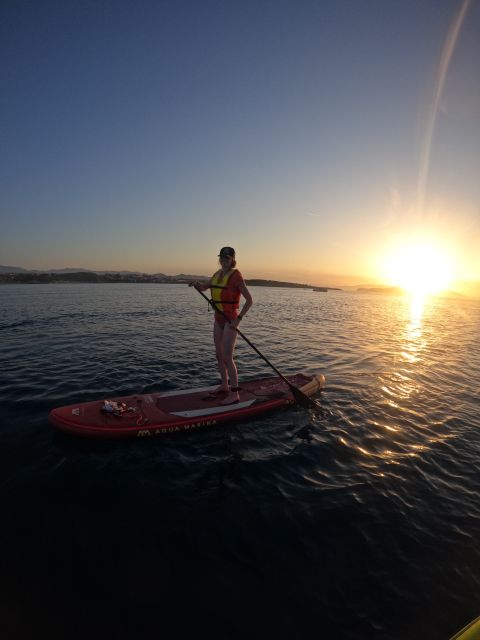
[
  {"x1": 0, "y1": 267, "x2": 315, "y2": 289},
  {"x1": 356, "y1": 286, "x2": 404, "y2": 295},
  {"x1": 245, "y1": 279, "x2": 311, "y2": 289}
]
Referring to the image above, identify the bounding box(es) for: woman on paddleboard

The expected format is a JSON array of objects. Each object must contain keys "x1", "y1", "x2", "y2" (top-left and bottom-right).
[{"x1": 189, "y1": 247, "x2": 253, "y2": 405}]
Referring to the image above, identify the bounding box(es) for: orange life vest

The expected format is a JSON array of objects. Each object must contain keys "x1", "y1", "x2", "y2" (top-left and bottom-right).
[{"x1": 210, "y1": 269, "x2": 241, "y2": 313}]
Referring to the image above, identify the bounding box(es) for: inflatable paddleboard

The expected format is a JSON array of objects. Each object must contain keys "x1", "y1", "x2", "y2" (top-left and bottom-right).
[{"x1": 49, "y1": 373, "x2": 325, "y2": 439}]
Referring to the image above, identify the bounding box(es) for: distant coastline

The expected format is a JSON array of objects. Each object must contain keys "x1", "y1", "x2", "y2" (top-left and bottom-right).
[
  {"x1": 0, "y1": 271, "x2": 200, "y2": 285},
  {"x1": 0, "y1": 266, "x2": 475, "y2": 298},
  {"x1": 0, "y1": 269, "x2": 317, "y2": 289},
  {"x1": 355, "y1": 286, "x2": 404, "y2": 295}
]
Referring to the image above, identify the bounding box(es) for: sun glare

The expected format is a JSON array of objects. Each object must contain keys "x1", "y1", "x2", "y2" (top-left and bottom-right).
[{"x1": 382, "y1": 240, "x2": 454, "y2": 297}]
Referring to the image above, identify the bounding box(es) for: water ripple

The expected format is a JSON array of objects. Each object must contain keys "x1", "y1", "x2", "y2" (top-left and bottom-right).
[{"x1": 1, "y1": 284, "x2": 480, "y2": 638}]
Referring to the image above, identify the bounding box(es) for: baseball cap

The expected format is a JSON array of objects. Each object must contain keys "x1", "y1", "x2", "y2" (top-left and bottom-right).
[{"x1": 218, "y1": 246, "x2": 235, "y2": 258}]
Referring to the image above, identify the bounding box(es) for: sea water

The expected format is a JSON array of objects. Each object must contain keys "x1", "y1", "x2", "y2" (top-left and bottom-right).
[{"x1": 0, "y1": 283, "x2": 479, "y2": 639}]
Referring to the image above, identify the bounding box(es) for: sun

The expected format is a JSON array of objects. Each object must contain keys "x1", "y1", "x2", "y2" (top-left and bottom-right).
[{"x1": 381, "y1": 240, "x2": 454, "y2": 297}]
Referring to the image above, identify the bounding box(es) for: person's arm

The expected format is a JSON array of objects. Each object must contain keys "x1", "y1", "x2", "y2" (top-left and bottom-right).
[
  {"x1": 188, "y1": 279, "x2": 211, "y2": 292},
  {"x1": 234, "y1": 281, "x2": 253, "y2": 326}
]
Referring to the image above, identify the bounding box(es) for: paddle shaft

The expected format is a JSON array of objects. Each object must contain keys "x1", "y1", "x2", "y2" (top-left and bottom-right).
[{"x1": 194, "y1": 287, "x2": 307, "y2": 396}]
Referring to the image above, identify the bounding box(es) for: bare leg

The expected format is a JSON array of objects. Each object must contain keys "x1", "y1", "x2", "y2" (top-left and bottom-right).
[
  {"x1": 222, "y1": 324, "x2": 238, "y2": 387},
  {"x1": 220, "y1": 324, "x2": 240, "y2": 405},
  {"x1": 213, "y1": 322, "x2": 229, "y2": 390}
]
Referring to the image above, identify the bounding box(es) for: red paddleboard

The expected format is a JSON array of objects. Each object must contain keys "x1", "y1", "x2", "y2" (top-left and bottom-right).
[{"x1": 49, "y1": 373, "x2": 325, "y2": 439}]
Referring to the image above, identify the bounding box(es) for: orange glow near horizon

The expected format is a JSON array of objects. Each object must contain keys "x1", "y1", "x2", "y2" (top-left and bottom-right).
[{"x1": 380, "y1": 238, "x2": 455, "y2": 297}]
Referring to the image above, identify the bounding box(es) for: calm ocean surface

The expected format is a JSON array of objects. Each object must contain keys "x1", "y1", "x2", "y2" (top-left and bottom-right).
[{"x1": 1, "y1": 283, "x2": 479, "y2": 639}]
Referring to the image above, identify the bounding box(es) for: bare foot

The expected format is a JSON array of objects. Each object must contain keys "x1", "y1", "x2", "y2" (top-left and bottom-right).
[
  {"x1": 211, "y1": 385, "x2": 229, "y2": 394},
  {"x1": 203, "y1": 386, "x2": 229, "y2": 400},
  {"x1": 219, "y1": 391, "x2": 240, "y2": 405}
]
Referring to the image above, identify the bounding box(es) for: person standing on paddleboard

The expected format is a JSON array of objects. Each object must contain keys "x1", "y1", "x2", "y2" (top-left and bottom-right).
[{"x1": 189, "y1": 247, "x2": 253, "y2": 405}]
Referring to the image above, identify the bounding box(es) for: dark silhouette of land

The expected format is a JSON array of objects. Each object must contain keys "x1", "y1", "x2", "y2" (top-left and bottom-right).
[{"x1": 0, "y1": 267, "x2": 314, "y2": 288}]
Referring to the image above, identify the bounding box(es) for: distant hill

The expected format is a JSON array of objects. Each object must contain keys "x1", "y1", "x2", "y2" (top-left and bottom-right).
[
  {"x1": 0, "y1": 265, "x2": 166, "y2": 276},
  {"x1": 0, "y1": 270, "x2": 315, "y2": 288},
  {"x1": 0, "y1": 265, "x2": 28, "y2": 273},
  {"x1": 42, "y1": 267, "x2": 98, "y2": 273},
  {"x1": 0, "y1": 266, "x2": 319, "y2": 288},
  {"x1": 356, "y1": 286, "x2": 404, "y2": 295},
  {"x1": 437, "y1": 289, "x2": 466, "y2": 300},
  {"x1": 454, "y1": 281, "x2": 480, "y2": 299},
  {"x1": 245, "y1": 279, "x2": 310, "y2": 289},
  {"x1": 355, "y1": 285, "x2": 469, "y2": 299},
  {"x1": 0, "y1": 265, "x2": 314, "y2": 288},
  {"x1": 171, "y1": 274, "x2": 209, "y2": 281},
  {"x1": 0, "y1": 271, "x2": 170, "y2": 284}
]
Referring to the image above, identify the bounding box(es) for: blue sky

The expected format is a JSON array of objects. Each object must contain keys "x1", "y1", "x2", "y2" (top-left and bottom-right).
[{"x1": 1, "y1": 0, "x2": 479, "y2": 285}]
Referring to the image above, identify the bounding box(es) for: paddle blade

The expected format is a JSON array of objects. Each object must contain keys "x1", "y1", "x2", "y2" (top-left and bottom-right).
[{"x1": 290, "y1": 385, "x2": 323, "y2": 410}]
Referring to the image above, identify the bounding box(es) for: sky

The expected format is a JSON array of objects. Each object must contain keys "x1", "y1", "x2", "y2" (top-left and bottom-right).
[{"x1": 1, "y1": 0, "x2": 479, "y2": 287}]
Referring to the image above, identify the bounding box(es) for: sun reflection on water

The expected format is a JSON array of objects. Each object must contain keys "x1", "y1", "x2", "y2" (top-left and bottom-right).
[
  {"x1": 409, "y1": 293, "x2": 425, "y2": 326},
  {"x1": 401, "y1": 293, "x2": 426, "y2": 364},
  {"x1": 370, "y1": 293, "x2": 433, "y2": 468}
]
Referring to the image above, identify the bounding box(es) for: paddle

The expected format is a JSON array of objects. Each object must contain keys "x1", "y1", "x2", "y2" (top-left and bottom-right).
[{"x1": 192, "y1": 286, "x2": 322, "y2": 410}]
